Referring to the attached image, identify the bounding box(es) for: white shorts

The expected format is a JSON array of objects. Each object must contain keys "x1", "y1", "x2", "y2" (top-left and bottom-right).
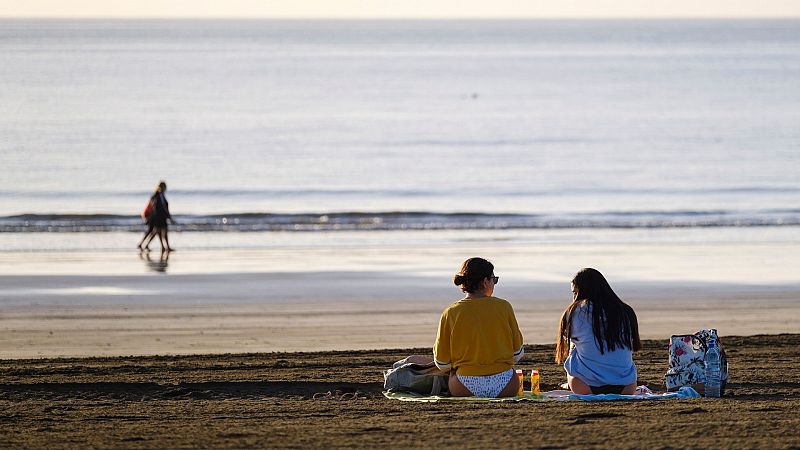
[{"x1": 456, "y1": 369, "x2": 514, "y2": 398}]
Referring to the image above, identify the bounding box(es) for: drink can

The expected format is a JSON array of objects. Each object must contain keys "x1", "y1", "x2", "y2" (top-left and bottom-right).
[
  {"x1": 530, "y1": 370, "x2": 540, "y2": 395},
  {"x1": 515, "y1": 369, "x2": 524, "y2": 396}
]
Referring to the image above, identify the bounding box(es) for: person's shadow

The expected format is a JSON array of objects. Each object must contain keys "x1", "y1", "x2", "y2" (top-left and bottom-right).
[{"x1": 139, "y1": 250, "x2": 169, "y2": 273}]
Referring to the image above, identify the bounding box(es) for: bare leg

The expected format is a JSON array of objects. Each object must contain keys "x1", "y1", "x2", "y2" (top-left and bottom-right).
[
  {"x1": 144, "y1": 229, "x2": 157, "y2": 251},
  {"x1": 566, "y1": 374, "x2": 592, "y2": 395},
  {"x1": 405, "y1": 355, "x2": 434, "y2": 365},
  {"x1": 163, "y1": 229, "x2": 173, "y2": 252},
  {"x1": 157, "y1": 229, "x2": 166, "y2": 252},
  {"x1": 448, "y1": 372, "x2": 473, "y2": 397},
  {"x1": 497, "y1": 371, "x2": 521, "y2": 398},
  {"x1": 566, "y1": 375, "x2": 637, "y2": 395},
  {"x1": 137, "y1": 225, "x2": 154, "y2": 249}
]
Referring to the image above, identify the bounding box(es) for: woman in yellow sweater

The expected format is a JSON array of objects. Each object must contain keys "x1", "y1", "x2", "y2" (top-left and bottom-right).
[{"x1": 434, "y1": 257, "x2": 525, "y2": 397}]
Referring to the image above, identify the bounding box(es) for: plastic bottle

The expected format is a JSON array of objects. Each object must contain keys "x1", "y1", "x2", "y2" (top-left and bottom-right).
[
  {"x1": 530, "y1": 370, "x2": 540, "y2": 395},
  {"x1": 516, "y1": 369, "x2": 524, "y2": 397},
  {"x1": 705, "y1": 337, "x2": 721, "y2": 398}
]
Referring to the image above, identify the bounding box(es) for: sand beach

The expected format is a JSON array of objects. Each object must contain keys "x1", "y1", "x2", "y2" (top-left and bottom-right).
[
  {"x1": 1, "y1": 240, "x2": 799, "y2": 359},
  {"x1": 2, "y1": 334, "x2": 799, "y2": 448},
  {"x1": 2, "y1": 18, "x2": 800, "y2": 448},
  {"x1": 2, "y1": 243, "x2": 799, "y2": 447}
]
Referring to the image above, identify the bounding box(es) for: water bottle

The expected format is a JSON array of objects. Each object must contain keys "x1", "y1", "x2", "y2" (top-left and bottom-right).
[{"x1": 705, "y1": 337, "x2": 721, "y2": 398}]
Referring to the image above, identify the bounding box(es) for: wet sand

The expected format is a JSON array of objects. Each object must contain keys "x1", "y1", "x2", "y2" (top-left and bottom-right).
[
  {"x1": 1, "y1": 246, "x2": 799, "y2": 358},
  {"x1": 1, "y1": 270, "x2": 799, "y2": 358},
  {"x1": 1, "y1": 334, "x2": 799, "y2": 448}
]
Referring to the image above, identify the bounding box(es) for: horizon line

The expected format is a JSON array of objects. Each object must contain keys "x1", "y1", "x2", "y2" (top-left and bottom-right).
[{"x1": 1, "y1": 15, "x2": 799, "y2": 20}]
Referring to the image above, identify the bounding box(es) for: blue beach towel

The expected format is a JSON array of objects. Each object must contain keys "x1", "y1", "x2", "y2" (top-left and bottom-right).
[{"x1": 564, "y1": 386, "x2": 701, "y2": 401}]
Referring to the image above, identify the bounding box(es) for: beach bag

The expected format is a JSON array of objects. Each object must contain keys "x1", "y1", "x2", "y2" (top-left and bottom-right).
[
  {"x1": 141, "y1": 199, "x2": 155, "y2": 221},
  {"x1": 665, "y1": 329, "x2": 728, "y2": 395},
  {"x1": 383, "y1": 357, "x2": 450, "y2": 396}
]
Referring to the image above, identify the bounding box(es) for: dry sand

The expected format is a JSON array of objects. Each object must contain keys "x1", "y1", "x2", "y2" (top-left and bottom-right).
[
  {"x1": 1, "y1": 334, "x2": 799, "y2": 449},
  {"x1": 2, "y1": 268, "x2": 799, "y2": 358}
]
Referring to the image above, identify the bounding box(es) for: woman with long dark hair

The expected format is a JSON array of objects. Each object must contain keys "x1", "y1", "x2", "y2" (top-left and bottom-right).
[
  {"x1": 555, "y1": 268, "x2": 641, "y2": 395},
  {"x1": 433, "y1": 257, "x2": 524, "y2": 398}
]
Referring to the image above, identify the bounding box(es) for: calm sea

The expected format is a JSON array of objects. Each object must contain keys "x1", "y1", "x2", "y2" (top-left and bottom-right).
[{"x1": 1, "y1": 20, "x2": 798, "y2": 250}]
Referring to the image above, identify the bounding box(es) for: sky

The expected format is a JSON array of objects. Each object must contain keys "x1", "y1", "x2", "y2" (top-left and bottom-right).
[{"x1": 0, "y1": 0, "x2": 799, "y2": 19}]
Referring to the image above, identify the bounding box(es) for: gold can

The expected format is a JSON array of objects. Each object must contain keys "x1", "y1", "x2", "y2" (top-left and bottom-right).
[{"x1": 530, "y1": 370, "x2": 540, "y2": 395}]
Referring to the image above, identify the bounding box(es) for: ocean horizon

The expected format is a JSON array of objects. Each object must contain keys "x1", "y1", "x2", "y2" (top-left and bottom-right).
[{"x1": 1, "y1": 19, "x2": 798, "y2": 251}]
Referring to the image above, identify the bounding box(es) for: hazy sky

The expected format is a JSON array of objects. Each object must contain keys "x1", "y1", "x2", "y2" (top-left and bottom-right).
[{"x1": 1, "y1": 0, "x2": 799, "y2": 18}]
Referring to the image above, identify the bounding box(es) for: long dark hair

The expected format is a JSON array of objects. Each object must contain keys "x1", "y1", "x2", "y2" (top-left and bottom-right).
[
  {"x1": 555, "y1": 268, "x2": 641, "y2": 364},
  {"x1": 453, "y1": 257, "x2": 494, "y2": 294}
]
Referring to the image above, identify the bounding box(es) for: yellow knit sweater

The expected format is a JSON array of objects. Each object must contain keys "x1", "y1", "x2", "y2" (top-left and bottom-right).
[{"x1": 434, "y1": 296, "x2": 524, "y2": 376}]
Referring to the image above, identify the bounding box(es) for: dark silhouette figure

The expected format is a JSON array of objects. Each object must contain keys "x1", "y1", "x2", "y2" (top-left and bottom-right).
[{"x1": 137, "y1": 181, "x2": 175, "y2": 252}]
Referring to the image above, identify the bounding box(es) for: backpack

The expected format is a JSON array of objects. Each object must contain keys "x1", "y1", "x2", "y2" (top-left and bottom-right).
[
  {"x1": 383, "y1": 357, "x2": 450, "y2": 396},
  {"x1": 141, "y1": 198, "x2": 155, "y2": 221},
  {"x1": 665, "y1": 329, "x2": 728, "y2": 395}
]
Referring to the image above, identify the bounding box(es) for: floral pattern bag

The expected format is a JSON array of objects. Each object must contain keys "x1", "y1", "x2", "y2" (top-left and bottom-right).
[{"x1": 665, "y1": 329, "x2": 728, "y2": 394}]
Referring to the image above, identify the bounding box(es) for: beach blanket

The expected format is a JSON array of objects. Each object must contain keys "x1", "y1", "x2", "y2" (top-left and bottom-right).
[
  {"x1": 383, "y1": 391, "x2": 547, "y2": 402},
  {"x1": 546, "y1": 386, "x2": 701, "y2": 401},
  {"x1": 383, "y1": 386, "x2": 700, "y2": 402}
]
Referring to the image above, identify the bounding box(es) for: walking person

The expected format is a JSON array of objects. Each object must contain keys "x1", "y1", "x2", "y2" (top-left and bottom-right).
[{"x1": 137, "y1": 181, "x2": 175, "y2": 252}]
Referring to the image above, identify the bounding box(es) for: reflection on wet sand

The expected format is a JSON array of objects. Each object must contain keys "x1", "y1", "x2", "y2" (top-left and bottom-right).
[{"x1": 139, "y1": 250, "x2": 169, "y2": 273}]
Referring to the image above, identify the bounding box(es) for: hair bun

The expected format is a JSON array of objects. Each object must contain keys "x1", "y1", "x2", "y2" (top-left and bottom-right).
[{"x1": 453, "y1": 274, "x2": 464, "y2": 286}]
